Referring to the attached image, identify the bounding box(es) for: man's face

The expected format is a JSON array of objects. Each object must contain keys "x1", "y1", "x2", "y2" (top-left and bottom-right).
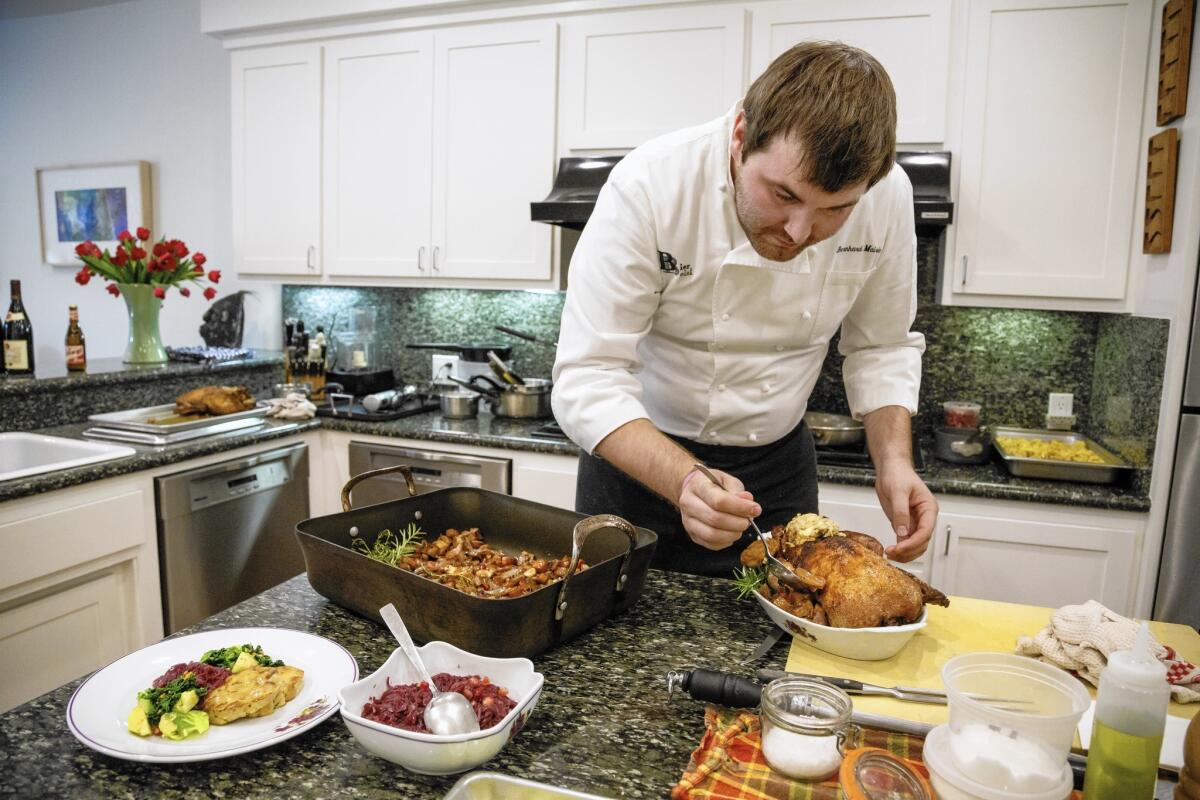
[{"x1": 729, "y1": 113, "x2": 867, "y2": 262}]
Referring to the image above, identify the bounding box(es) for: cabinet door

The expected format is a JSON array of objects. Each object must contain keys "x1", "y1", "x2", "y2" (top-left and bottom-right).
[
  {"x1": 431, "y1": 22, "x2": 556, "y2": 281},
  {"x1": 561, "y1": 7, "x2": 746, "y2": 150},
  {"x1": 513, "y1": 454, "x2": 579, "y2": 511},
  {"x1": 231, "y1": 44, "x2": 323, "y2": 276},
  {"x1": 952, "y1": 0, "x2": 1151, "y2": 301},
  {"x1": 748, "y1": 0, "x2": 950, "y2": 143},
  {"x1": 324, "y1": 33, "x2": 434, "y2": 278},
  {"x1": 0, "y1": 566, "x2": 134, "y2": 713},
  {"x1": 931, "y1": 511, "x2": 1137, "y2": 612}
]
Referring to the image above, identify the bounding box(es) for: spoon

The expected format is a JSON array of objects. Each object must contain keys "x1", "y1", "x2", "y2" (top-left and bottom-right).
[{"x1": 379, "y1": 603, "x2": 480, "y2": 735}]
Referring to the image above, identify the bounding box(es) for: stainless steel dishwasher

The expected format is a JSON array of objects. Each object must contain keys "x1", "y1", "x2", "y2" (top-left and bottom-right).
[
  {"x1": 155, "y1": 442, "x2": 310, "y2": 634},
  {"x1": 347, "y1": 441, "x2": 511, "y2": 507}
]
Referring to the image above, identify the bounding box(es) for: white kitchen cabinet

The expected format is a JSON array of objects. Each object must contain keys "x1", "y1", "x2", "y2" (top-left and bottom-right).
[
  {"x1": 931, "y1": 504, "x2": 1140, "y2": 613},
  {"x1": 747, "y1": 0, "x2": 950, "y2": 144},
  {"x1": 323, "y1": 33, "x2": 433, "y2": 279},
  {"x1": 231, "y1": 43, "x2": 323, "y2": 277},
  {"x1": 950, "y1": 0, "x2": 1152, "y2": 305},
  {"x1": 0, "y1": 479, "x2": 161, "y2": 713},
  {"x1": 431, "y1": 22, "x2": 557, "y2": 281},
  {"x1": 560, "y1": 6, "x2": 746, "y2": 151}
]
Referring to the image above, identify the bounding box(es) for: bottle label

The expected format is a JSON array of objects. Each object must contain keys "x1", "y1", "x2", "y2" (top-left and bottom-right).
[
  {"x1": 3, "y1": 340, "x2": 29, "y2": 370},
  {"x1": 5, "y1": 311, "x2": 25, "y2": 324},
  {"x1": 67, "y1": 344, "x2": 86, "y2": 368}
]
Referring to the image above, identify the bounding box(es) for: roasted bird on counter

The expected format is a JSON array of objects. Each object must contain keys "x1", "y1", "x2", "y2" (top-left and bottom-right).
[
  {"x1": 741, "y1": 513, "x2": 949, "y2": 628},
  {"x1": 203, "y1": 665, "x2": 305, "y2": 725},
  {"x1": 174, "y1": 385, "x2": 257, "y2": 416}
]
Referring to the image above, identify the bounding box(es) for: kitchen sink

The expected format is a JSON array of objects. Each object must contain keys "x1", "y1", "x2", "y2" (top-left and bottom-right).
[{"x1": 0, "y1": 432, "x2": 136, "y2": 482}]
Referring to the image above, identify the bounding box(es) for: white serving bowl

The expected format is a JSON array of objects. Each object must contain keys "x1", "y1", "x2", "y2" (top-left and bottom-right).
[
  {"x1": 338, "y1": 640, "x2": 543, "y2": 775},
  {"x1": 753, "y1": 590, "x2": 927, "y2": 661}
]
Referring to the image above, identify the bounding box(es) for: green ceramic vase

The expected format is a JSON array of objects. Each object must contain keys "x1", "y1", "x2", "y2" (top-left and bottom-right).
[{"x1": 120, "y1": 283, "x2": 167, "y2": 364}]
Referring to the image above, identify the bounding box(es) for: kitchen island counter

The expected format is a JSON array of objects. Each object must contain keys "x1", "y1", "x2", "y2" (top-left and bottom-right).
[{"x1": 0, "y1": 570, "x2": 769, "y2": 799}]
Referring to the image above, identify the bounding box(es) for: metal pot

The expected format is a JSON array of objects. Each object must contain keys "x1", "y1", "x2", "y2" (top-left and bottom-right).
[
  {"x1": 440, "y1": 390, "x2": 480, "y2": 420},
  {"x1": 804, "y1": 411, "x2": 865, "y2": 447},
  {"x1": 466, "y1": 375, "x2": 553, "y2": 419}
]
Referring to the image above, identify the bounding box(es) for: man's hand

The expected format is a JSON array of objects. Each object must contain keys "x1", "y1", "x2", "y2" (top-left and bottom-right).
[
  {"x1": 678, "y1": 467, "x2": 760, "y2": 551},
  {"x1": 875, "y1": 463, "x2": 937, "y2": 561}
]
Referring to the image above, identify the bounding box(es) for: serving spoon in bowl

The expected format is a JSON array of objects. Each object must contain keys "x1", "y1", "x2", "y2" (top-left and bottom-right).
[{"x1": 379, "y1": 603, "x2": 481, "y2": 735}]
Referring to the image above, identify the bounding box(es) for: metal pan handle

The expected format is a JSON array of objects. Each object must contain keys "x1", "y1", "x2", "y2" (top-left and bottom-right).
[
  {"x1": 340, "y1": 464, "x2": 418, "y2": 512},
  {"x1": 554, "y1": 514, "x2": 638, "y2": 621}
]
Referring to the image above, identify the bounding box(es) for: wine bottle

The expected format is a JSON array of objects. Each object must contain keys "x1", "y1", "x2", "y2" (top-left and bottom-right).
[
  {"x1": 65, "y1": 305, "x2": 87, "y2": 372},
  {"x1": 3, "y1": 279, "x2": 35, "y2": 376}
]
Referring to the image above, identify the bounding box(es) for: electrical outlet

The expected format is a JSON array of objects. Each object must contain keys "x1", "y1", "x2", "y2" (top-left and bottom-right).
[
  {"x1": 431, "y1": 354, "x2": 458, "y2": 381},
  {"x1": 1048, "y1": 392, "x2": 1074, "y2": 417}
]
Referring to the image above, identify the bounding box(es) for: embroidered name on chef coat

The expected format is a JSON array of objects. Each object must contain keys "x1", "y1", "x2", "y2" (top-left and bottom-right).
[
  {"x1": 657, "y1": 250, "x2": 693, "y2": 276},
  {"x1": 835, "y1": 244, "x2": 883, "y2": 254}
]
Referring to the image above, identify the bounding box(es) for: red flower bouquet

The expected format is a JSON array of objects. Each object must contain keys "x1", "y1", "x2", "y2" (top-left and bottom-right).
[{"x1": 73, "y1": 226, "x2": 220, "y2": 301}]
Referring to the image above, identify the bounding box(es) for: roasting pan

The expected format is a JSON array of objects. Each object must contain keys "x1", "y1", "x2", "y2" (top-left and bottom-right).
[{"x1": 295, "y1": 465, "x2": 658, "y2": 658}]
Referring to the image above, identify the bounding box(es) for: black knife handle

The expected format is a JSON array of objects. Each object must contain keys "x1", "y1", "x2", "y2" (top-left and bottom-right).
[{"x1": 673, "y1": 669, "x2": 763, "y2": 708}]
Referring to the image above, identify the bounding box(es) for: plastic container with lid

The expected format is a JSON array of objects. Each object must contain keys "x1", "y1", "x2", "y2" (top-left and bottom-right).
[
  {"x1": 934, "y1": 426, "x2": 991, "y2": 464},
  {"x1": 759, "y1": 677, "x2": 861, "y2": 781},
  {"x1": 1081, "y1": 622, "x2": 1170, "y2": 799},
  {"x1": 923, "y1": 724, "x2": 1074, "y2": 800},
  {"x1": 943, "y1": 401, "x2": 982, "y2": 428},
  {"x1": 942, "y1": 653, "x2": 1089, "y2": 790}
]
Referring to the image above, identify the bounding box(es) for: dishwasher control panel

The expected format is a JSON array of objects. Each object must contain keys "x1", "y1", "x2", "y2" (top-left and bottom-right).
[{"x1": 189, "y1": 459, "x2": 291, "y2": 512}]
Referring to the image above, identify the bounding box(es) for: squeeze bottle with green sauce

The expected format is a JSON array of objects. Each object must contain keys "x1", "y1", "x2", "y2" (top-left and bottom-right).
[{"x1": 1082, "y1": 622, "x2": 1169, "y2": 800}]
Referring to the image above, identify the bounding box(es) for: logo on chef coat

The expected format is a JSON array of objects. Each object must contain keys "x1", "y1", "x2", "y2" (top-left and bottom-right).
[{"x1": 657, "y1": 250, "x2": 692, "y2": 276}]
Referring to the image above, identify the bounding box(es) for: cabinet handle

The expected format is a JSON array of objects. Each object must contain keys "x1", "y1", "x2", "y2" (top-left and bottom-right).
[
  {"x1": 943, "y1": 524, "x2": 952, "y2": 557},
  {"x1": 432, "y1": 245, "x2": 440, "y2": 272},
  {"x1": 307, "y1": 245, "x2": 316, "y2": 272},
  {"x1": 960, "y1": 255, "x2": 968, "y2": 287},
  {"x1": 417, "y1": 246, "x2": 426, "y2": 272}
]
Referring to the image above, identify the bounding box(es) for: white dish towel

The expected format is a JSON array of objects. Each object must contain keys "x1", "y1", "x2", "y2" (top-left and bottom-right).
[{"x1": 1016, "y1": 599, "x2": 1200, "y2": 703}]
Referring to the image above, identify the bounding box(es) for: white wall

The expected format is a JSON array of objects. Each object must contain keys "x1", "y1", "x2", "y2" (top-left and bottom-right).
[
  {"x1": 1127, "y1": 0, "x2": 1200, "y2": 617},
  {"x1": 0, "y1": 0, "x2": 281, "y2": 369}
]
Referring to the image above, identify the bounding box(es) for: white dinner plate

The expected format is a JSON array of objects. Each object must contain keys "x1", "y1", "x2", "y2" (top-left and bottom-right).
[{"x1": 66, "y1": 627, "x2": 358, "y2": 763}]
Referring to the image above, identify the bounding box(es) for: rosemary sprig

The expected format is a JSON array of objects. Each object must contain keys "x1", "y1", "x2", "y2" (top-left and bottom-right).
[
  {"x1": 351, "y1": 522, "x2": 425, "y2": 566},
  {"x1": 732, "y1": 566, "x2": 767, "y2": 600}
]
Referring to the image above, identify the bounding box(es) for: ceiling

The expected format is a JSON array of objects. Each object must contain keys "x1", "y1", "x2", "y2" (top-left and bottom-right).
[{"x1": 0, "y1": 0, "x2": 136, "y2": 21}]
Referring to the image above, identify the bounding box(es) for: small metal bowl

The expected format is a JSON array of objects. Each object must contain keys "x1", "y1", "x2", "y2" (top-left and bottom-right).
[{"x1": 440, "y1": 390, "x2": 480, "y2": 420}]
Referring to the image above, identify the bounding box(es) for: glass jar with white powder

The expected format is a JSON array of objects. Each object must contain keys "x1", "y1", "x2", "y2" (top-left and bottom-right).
[{"x1": 760, "y1": 677, "x2": 861, "y2": 781}]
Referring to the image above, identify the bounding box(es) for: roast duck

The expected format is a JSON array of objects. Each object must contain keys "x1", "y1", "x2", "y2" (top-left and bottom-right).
[
  {"x1": 174, "y1": 385, "x2": 257, "y2": 416},
  {"x1": 741, "y1": 513, "x2": 949, "y2": 628}
]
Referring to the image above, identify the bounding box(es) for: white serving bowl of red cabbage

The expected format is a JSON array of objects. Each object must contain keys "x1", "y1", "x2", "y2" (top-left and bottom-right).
[{"x1": 337, "y1": 640, "x2": 543, "y2": 775}]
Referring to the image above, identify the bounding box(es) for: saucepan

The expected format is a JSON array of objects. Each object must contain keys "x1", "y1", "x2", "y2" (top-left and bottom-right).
[
  {"x1": 454, "y1": 375, "x2": 553, "y2": 419},
  {"x1": 804, "y1": 411, "x2": 864, "y2": 447}
]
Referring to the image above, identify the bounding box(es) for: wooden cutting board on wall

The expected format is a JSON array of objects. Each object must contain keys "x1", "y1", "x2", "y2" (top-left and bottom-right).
[{"x1": 1145, "y1": 128, "x2": 1180, "y2": 254}]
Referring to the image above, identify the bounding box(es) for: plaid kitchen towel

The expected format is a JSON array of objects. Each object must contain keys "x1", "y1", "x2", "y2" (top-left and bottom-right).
[
  {"x1": 671, "y1": 706, "x2": 927, "y2": 800},
  {"x1": 1016, "y1": 600, "x2": 1200, "y2": 703}
]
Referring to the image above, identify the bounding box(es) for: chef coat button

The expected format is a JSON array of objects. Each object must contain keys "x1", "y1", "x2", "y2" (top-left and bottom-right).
[
  {"x1": 720, "y1": 312, "x2": 731, "y2": 322},
  {"x1": 718, "y1": 383, "x2": 727, "y2": 392},
  {"x1": 749, "y1": 433, "x2": 759, "y2": 442},
  {"x1": 761, "y1": 383, "x2": 770, "y2": 393},
  {"x1": 775, "y1": 345, "x2": 784, "y2": 352},
  {"x1": 709, "y1": 431, "x2": 718, "y2": 439},
  {"x1": 802, "y1": 309, "x2": 812, "y2": 320}
]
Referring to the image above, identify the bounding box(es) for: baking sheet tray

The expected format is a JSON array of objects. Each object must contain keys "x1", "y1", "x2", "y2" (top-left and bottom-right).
[
  {"x1": 83, "y1": 417, "x2": 266, "y2": 445},
  {"x1": 990, "y1": 426, "x2": 1133, "y2": 484},
  {"x1": 88, "y1": 401, "x2": 269, "y2": 433}
]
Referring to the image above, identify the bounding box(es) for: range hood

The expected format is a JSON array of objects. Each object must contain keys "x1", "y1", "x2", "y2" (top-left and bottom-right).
[{"x1": 531, "y1": 151, "x2": 953, "y2": 231}]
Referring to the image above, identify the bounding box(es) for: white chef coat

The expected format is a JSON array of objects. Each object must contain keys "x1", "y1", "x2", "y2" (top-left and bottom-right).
[{"x1": 552, "y1": 107, "x2": 925, "y2": 455}]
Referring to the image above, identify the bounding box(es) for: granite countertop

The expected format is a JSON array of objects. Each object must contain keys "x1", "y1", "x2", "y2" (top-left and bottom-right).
[
  {"x1": 0, "y1": 571, "x2": 775, "y2": 799},
  {"x1": 0, "y1": 418, "x2": 320, "y2": 504},
  {"x1": 1, "y1": 409, "x2": 1151, "y2": 511},
  {"x1": 0, "y1": 352, "x2": 284, "y2": 397}
]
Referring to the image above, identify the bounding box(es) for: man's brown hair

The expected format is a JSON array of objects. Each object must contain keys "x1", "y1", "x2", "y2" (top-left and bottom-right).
[{"x1": 742, "y1": 41, "x2": 897, "y2": 192}]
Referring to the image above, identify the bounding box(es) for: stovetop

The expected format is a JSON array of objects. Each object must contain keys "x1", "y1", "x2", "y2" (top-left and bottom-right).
[
  {"x1": 814, "y1": 435, "x2": 925, "y2": 473},
  {"x1": 315, "y1": 394, "x2": 438, "y2": 422}
]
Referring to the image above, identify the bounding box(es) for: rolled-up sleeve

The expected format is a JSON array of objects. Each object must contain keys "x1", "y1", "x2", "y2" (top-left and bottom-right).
[
  {"x1": 552, "y1": 175, "x2": 664, "y2": 454},
  {"x1": 839, "y1": 175, "x2": 925, "y2": 419}
]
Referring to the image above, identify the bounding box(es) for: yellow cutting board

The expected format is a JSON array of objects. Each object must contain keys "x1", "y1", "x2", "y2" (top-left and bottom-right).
[{"x1": 784, "y1": 595, "x2": 1200, "y2": 728}]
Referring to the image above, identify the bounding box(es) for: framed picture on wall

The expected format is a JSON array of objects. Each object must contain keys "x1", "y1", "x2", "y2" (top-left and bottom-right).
[{"x1": 36, "y1": 161, "x2": 152, "y2": 266}]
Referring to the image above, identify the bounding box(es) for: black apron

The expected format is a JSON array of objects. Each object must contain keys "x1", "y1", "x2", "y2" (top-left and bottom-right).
[{"x1": 575, "y1": 420, "x2": 819, "y2": 577}]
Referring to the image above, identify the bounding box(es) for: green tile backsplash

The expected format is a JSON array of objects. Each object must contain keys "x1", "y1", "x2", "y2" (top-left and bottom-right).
[{"x1": 283, "y1": 238, "x2": 1168, "y2": 467}]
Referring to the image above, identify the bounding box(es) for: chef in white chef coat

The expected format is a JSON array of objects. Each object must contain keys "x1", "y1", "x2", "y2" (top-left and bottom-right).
[{"x1": 552, "y1": 41, "x2": 937, "y2": 577}]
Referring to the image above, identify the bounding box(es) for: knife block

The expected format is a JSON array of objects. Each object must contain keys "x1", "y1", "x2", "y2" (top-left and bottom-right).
[{"x1": 1179, "y1": 712, "x2": 1200, "y2": 800}]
